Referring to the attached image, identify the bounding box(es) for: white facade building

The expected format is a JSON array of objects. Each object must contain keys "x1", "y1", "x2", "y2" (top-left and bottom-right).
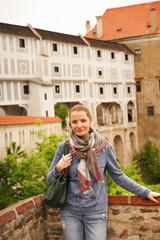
[
  {"x1": 0, "y1": 22, "x2": 137, "y2": 164},
  {"x1": 0, "y1": 116, "x2": 62, "y2": 160}
]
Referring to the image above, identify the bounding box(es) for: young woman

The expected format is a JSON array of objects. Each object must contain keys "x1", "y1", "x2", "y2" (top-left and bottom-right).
[{"x1": 46, "y1": 104, "x2": 160, "y2": 240}]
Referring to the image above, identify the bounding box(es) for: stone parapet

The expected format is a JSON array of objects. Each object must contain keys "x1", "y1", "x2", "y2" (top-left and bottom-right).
[{"x1": 0, "y1": 195, "x2": 160, "y2": 240}]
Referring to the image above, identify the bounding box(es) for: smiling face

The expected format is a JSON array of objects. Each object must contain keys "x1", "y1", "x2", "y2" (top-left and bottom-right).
[{"x1": 70, "y1": 110, "x2": 92, "y2": 139}]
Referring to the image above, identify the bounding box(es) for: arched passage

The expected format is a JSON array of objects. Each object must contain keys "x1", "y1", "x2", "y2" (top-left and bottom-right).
[
  {"x1": 130, "y1": 132, "x2": 136, "y2": 159},
  {"x1": 113, "y1": 135, "x2": 124, "y2": 164},
  {"x1": 127, "y1": 101, "x2": 136, "y2": 122}
]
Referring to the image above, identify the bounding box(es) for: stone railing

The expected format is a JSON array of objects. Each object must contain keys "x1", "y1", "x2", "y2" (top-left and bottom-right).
[{"x1": 0, "y1": 195, "x2": 160, "y2": 240}]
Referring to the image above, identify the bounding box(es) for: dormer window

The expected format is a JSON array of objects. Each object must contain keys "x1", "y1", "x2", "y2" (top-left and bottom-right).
[{"x1": 19, "y1": 39, "x2": 25, "y2": 48}]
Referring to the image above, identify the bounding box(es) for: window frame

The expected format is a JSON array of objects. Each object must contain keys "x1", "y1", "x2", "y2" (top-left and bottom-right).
[
  {"x1": 55, "y1": 85, "x2": 60, "y2": 94},
  {"x1": 19, "y1": 38, "x2": 25, "y2": 48},
  {"x1": 127, "y1": 86, "x2": 131, "y2": 94},
  {"x1": 111, "y1": 52, "x2": 115, "y2": 60},
  {"x1": 54, "y1": 66, "x2": 59, "y2": 73},
  {"x1": 134, "y1": 48, "x2": 142, "y2": 61},
  {"x1": 99, "y1": 86, "x2": 104, "y2": 95},
  {"x1": 73, "y1": 46, "x2": 78, "y2": 55},
  {"x1": 147, "y1": 106, "x2": 154, "y2": 116},
  {"x1": 53, "y1": 43, "x2": 58, "y2": 52},
  {"x1": 113, "y1": 86, "x2": 117, "y2": 94},
  {"x1": 75, "y1": 84, "x2": 80, "y2": 93},
  {"x1": 44, "y1": 93, "x2": 47, "y2": 100},
  {"x1": 136, "y1": 81, "x2": 141, "y2": 93},
  {"x1": 97, "y1": 50, "x2": 101, "y2": 58},
  {"x1": 125, "y1": 54, "x2": 129, "y2": 61},
  {"x1": 23, "y1": 84, "x2": 29, "y2": 95},
  {"x1": 98, "y1": 70, "x2": 103, "y2": 77},
  {"x1": 0, "y1": 85, "x2": 2, "y2": 97}
]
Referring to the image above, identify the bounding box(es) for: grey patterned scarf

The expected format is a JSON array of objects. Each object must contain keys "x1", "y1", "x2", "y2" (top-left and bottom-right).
[{"x1": 70, "y1": 128, "x2": 106, "y2": 195}]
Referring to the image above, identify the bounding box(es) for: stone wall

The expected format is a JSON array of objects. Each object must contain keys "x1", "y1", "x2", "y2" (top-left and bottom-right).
[{"x1": 0, "y1": 195, "x2": 160, "y2": 240}]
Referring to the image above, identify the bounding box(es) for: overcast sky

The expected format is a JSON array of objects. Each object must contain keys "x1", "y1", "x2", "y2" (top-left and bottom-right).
[{"x1": 0, "y1": 0, "x2": 158, "y2": 35}]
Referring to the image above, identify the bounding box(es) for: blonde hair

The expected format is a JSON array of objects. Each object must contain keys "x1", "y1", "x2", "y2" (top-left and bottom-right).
[{"x1": 69, "y1": 104, "x2": 92, "y2": 120}]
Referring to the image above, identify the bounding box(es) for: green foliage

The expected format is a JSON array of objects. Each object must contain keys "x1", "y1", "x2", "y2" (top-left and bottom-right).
[
  {"x1": 106, "y1": 160, "x2": 146, "y2": 196},
  {"x1": 54, "y1": 102, "x2": 68, "y2": 128},
  {"x1": 134, "y1": 141, "x2": 160, "y2": 184},
  {"x1": 106, "y1": 155, "x2": 160, "y2": 196},
  {"x1": 0, "y1": 133, "x2": 66, "y2": 210}
]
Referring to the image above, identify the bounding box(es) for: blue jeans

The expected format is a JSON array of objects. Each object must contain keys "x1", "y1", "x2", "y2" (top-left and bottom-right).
[{"x1": 60, "y1": 209, "x2": 107, "y2": 240}]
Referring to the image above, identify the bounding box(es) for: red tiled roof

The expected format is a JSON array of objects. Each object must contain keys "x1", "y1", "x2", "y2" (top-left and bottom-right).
[
  {"x1": 0, "y1": 116, "x2": 62, "y2": 126},
  {"x1": 85, "y1": 1, "x2": 160, "y2": 41}
]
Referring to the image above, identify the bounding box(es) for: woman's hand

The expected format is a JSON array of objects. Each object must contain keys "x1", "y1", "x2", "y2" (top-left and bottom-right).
[
  {"x1": 56, "y1": 153, "x2": 72, "y2": 173},
  {"x1": 147, "y1": 191, "x2": 160, "y2": 203}
]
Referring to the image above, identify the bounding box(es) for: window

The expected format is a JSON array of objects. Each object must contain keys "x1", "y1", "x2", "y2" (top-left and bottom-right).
[
  {"x1": 46, "y1": 111, "x2": 48, "y2": 117},
  {"x1": 73, "y1": 46, "x2": 78, "y2": 54},
  {"x1": 53, "y1": 43, "x2": 58, "y2": 52},
  {"x1": 111, "y1": 52, "x2": 115, "y2": 59},
  {"x1": 99, "y1": 87, "x2": 103, "y2": 94},
  {"x1": 54, "y1": 66, "x2": 59, "y2": 72},
  {"x1": 19, "y1": 39, "x2": 25, "y2": 48},
  {"x1": 23, "y1": 85, "x2": 29, "y2": 94},
  {"x1": 125, "y1": 54, "x2": 128, "y2": 61},
  {"x1": 147, "y1": 106, "x2": 154, "y2": 116},
  {"x1": 0, "y1": 88, "x2": 1, "y2": 97},
  {"x1": 113, "y1": 87, "x2": 117, "y2": 94},
  {"x1": 98, "y1": 70, "x2": 102, "y2": 76},
  {"x1": 136, "y1": 81, "x2": 141, "y2": 92},
  {"x1": 134, "y1": 49, "x2": 141, "y2": 61},
  {"x1": 75, "y1": 85, "x2": 80, "y2": 93},
  {"x1": 159, "y1": 80, "x2": 160, "y2": 90},
  {"x1": 55, "y1": 85, "x2": 60, "y2": 93},
  {"x1": 127, "y1": 87, "x2": 131, "y2": 94},
  {"x1": 97, "y1": 50, "x2": 101, "y2": 58},
  {"x1": 44, "y1": 93, "x2": 47, "y2": 100}
]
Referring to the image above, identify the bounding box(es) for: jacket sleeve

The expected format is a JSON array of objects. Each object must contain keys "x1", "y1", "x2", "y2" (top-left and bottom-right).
[
  {"x1": 105, "y1": 144, "x2": 151, "y2": 199},
  {"x1": 46, "y1": 141, "x2": 65, "y2": 185}
]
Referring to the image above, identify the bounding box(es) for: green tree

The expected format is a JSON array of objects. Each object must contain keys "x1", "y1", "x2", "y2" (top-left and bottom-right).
[
  {"x1": 134, "y1": 141, "x2": 160, "y2": 184},
  {"x1": 55, "y1": 102, "x2": 68, "y2": 128},
  {"x1": 0, "y1": 133, "x2": 66, "y2": 210}
]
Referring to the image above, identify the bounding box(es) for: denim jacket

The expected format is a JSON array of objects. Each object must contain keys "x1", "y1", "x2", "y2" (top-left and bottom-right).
[{"x1": 46, "y1": 140, "x2": 150, "y2": 214}]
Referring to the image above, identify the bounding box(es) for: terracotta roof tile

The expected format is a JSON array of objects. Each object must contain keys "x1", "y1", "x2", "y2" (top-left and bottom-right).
[
  {"x1": 0, "y1": 116, "x2": 62, "y2": 126},
  {"x1": 85, "y1": 1, "x2": 160, "y2": 41}
]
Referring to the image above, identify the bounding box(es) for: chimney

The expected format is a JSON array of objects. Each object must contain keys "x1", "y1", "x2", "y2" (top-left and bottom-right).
[
  {"x1": 96, "y1": 16, "x2": 103, "y2": 38},
  {"x1": 85, "y1": 20, "x2": 91, "y2": 34},
  {"x1": 150, "y1": 8, "x2": 156, "y2": 32}
]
